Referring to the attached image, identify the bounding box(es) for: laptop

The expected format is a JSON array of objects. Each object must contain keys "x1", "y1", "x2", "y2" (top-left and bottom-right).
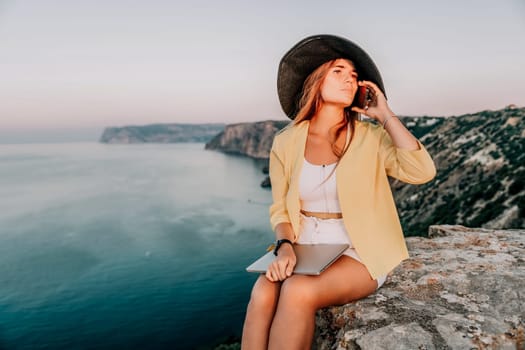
[{"x1": 246, "y1": 243, "x2": 349, "y2": 275}]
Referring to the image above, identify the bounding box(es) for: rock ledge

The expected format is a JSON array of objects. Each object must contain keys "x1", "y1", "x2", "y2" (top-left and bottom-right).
[{"x1": 314, "y1": 225, "x2": 525, "y2": 350}]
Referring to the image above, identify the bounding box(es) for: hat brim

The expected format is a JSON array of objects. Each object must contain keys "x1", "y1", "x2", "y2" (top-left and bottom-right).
[{"x1": 277, "y1": 34, "x2": 386, "y2": 120}]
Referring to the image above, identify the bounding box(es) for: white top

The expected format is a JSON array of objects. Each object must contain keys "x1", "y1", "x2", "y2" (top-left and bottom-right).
[
  {"x1": 299, "y1": 160, "x2": 341, "y2": 212},
  {"x1": 299, "y1": 123, "x2": 350, "y2": 213}
]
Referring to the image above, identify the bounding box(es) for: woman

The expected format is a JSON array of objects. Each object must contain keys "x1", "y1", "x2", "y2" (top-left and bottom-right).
[{"x1": 241, "y1": 34, "x2": 436, "y2": 349}]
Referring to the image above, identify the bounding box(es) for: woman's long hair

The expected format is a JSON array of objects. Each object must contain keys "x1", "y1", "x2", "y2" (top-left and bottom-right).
[{"x1": 293, "y1": 58, "x2": 362, "y2": 186}]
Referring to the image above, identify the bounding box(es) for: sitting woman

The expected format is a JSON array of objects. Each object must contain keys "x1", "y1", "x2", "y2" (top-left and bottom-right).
[{"x1": 241, "y1": 34, "x2": 437, "y2": 350}]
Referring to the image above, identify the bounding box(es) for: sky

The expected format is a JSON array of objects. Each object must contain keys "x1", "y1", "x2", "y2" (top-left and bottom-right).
[{"x1": 0, "y1": 0, "x2": 524, "y2": 140}]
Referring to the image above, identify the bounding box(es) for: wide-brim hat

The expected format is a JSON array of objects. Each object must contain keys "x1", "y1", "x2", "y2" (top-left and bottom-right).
[{"x1": 277, "y1": 34, "x2": 386, "y2": 120}]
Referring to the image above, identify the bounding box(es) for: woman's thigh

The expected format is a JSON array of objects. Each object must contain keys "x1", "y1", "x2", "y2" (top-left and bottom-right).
[{"x1": 282, "y1": 255, "x2": 378, "y2": 309}]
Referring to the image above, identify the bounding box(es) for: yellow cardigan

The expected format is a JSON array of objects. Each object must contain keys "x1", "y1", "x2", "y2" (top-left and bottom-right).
[{"x1": 268, "y1": 119, "x2": 437, "y2": 279}]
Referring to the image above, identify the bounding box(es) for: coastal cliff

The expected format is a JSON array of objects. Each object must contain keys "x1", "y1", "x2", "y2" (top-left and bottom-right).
[
  {"x1": 314, "y1": 224, "x2": 525, "y2": 350},
  {"x1": 99, "y1": 123, "x2": 225, "y2": 143},
  {"x1": 204, "y1": 120, "x2": 290, "y2": 159}
]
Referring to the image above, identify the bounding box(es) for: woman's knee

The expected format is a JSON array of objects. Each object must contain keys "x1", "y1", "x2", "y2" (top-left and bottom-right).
[
  {"x1": 279, "y1": 276, "x2": 318, "y2": 309},
  {"x1": 247, "y1": 275, "x2": 281, "y2": 312}
]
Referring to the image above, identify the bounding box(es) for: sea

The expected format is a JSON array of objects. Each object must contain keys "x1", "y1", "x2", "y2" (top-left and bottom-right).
[{"x1": 0, "y1": 142, "x2": 272, "y2": 350}]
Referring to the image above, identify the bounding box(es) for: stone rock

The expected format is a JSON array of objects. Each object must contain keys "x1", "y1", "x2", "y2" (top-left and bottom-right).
[
  {"x1": 356, "y1": 322, "x2": 435, "y2": 350},
  {"x1": 313, "y1": 225, "x2": 525, "y2": 350}
]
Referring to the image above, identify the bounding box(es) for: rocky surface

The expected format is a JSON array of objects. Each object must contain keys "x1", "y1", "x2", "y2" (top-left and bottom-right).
[
  {"x1": 99, "y1": 123, "x2": 225, "y2": 143},
  {"x1": 313, "y1": 225, "x2": 525, "y2": 350},
  {"x1": 204, "y1": 120, "x2": 290, "y2": 159}
]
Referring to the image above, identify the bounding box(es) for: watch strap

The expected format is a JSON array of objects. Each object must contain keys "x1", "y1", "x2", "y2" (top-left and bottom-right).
[{"x1": 273, "y1": 239, "x2": 293, "y2": 256}]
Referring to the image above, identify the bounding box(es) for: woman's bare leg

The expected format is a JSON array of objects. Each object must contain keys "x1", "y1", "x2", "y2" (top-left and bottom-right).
[
  {"x1": 241, "y1": 274, "x2": 282, "y2": 350},
  {"x1": 268, "y1": 256, "x2": 378, "y2": 350}
]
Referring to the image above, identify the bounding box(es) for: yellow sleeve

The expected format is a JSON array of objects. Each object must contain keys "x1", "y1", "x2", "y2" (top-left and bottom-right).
[
  {"x1": 379, "y1": 126, "x2": 437, "y2": 184},
  {"x1": 268, "y1": 135, "x2": 291, "y2": 231}
]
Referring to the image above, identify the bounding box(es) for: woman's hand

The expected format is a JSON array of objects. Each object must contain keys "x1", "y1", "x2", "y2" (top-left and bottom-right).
[
  {"x1": 351, "y1": 80, "x2": 395, "y2": 124},
  {"x1": 265, "y1": 244, "x2": 296, "y2": 282}
]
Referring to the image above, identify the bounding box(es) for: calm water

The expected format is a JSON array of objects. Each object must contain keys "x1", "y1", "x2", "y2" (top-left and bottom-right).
[{"x1": 0, "y1": 142, "x2": 272, "y2": 349}]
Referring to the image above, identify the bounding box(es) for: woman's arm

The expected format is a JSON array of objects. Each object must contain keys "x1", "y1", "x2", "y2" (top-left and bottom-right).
[
  {"x1": 377, "y1": 126, "x2": 436, "y2": 184},
  {"x1": 352, "y1": 80, "x2": 437, "y2": 184},
  {"x1": 268, "y1": 223, "x2": 296, "y2": 281},
  {"x1": 378, "y1": 114, "x2": 419, "y2": 150},
  {"x1": 267, "y1": 135, "x2": 297, "y2": 281},
  {"x1": 352, "y1": 80, "x2": 419, "y2": 150},
  {"x1": 269, "y1": 137, "x2": 293, "y2": 232}
]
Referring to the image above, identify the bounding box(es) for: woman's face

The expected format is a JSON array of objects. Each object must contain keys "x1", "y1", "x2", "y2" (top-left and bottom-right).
[{"x1": 319, "y1": 58, "x2": 358, "y2": 108}]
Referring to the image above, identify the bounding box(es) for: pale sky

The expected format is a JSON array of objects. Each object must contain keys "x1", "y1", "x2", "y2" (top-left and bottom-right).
[{"x1": 1, "y1": 0, "x2": 524, "y2": 136}]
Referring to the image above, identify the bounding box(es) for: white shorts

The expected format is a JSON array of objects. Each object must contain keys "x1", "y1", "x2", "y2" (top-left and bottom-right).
[{"x1": 297, "y1": 213, "x2": 388, "y2": 290}]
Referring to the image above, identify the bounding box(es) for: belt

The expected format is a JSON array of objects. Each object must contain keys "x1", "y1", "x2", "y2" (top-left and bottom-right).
[{"x1": 300, "y1": 209, "x2": 343, "y2": 219}]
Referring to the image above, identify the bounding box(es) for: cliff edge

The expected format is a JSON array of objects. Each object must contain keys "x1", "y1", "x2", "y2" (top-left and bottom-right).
[
  {"x1": 205, "y1": 120, "x2": 290, "y2": 159},
  {"x1": 314, "y1": 225, "x2": 525, "y2": 350}
]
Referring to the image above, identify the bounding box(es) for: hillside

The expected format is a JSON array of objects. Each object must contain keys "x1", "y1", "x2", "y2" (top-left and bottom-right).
[{"x1": 99, "y1": 123, "x2": 225, "y2": 143}]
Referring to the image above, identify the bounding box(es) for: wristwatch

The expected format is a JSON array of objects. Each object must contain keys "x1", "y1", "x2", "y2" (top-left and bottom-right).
[{"x1": 273, "y1": 239, "x2": 293, "y2": 256}]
